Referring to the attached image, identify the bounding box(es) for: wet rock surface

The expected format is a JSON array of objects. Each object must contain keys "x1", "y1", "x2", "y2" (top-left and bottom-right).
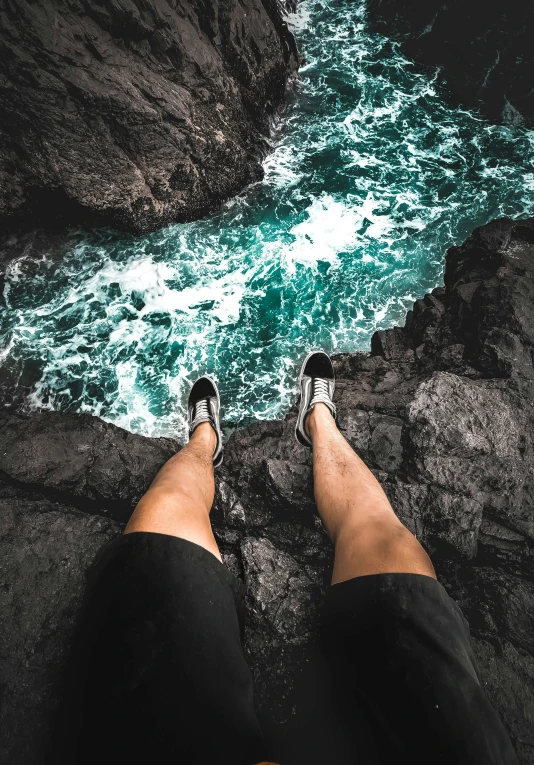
[
  {"x1": 0, "y1": 0, "x2": 297, "y2": 233},
  {"x1": 1, "y1": 216, "x2": 534, "y2": 763},
  {"x1": 366, "y1": 0, "x2": 534, "y2": 127}
]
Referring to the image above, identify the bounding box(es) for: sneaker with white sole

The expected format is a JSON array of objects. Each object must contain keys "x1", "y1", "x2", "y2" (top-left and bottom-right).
[
  {"x1": 295, "y1": 351, "x2": 336, "y2": 448},
  {"x1": 187, "y1": 376, "x2": 223, "y2": 467}
]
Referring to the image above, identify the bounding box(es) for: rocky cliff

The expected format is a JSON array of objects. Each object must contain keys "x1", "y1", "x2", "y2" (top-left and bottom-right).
[
  {"x1": 366, "y1": 0, "x2": 534, "y2": 126},
  {"x1": 0, "y1": 0, "x2": 297, "y2": 233},
  {"x1": 1, "y1": 216, "x2": 533, "y2": 763}
]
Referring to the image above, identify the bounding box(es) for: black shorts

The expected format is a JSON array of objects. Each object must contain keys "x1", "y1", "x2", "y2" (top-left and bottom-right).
[{"x1": 48, "y1": 532, "x2": 518, "y2": 765}]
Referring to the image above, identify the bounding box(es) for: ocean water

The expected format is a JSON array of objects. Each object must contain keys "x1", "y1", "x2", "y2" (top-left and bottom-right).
[{"x1": 2, "y1": 0, "x2": 534, "y2": 438}]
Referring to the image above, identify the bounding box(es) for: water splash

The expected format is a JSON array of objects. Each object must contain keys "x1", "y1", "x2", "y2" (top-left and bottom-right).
[{"x1": 2, "y1": 0, "x2": 534, "y2": 438}]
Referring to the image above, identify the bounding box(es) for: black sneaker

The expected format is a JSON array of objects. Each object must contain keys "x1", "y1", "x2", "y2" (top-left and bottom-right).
[
  {"x1": 295, "y1": 351, "x2": 336, "y2": 447},
  {"x1": 187, "y1": 376, "x2": 223, "y2": 467}
]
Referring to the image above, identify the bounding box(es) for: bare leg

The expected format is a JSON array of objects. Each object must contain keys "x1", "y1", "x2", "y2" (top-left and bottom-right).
[
  {"x1": 307, "y1": 403, "x2": 435, "y2": 584},
  {"x1": 124, "y1": 422, "x2": 221, "y2": 561}
]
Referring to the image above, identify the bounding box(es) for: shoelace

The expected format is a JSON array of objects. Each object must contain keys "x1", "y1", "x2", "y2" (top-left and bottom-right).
[
  {"x1": 311, "y1": 377, "x2": 330, "y2": 401},
  {"x1": 193, "y1": 398, "x2": 210, "y2": 421}
]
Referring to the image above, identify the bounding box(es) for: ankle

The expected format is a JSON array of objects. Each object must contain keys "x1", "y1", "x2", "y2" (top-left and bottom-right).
[
  {"x1": 190, "y1": 421, "x2": 217, "y2": 455},
  {"x1": 305, "y1": 402, "x2": 335, "y2": 440}
]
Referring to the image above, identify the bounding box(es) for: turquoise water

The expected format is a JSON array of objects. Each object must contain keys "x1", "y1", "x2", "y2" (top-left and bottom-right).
[{"x1": 2, "y1": 0, "x2": 534, "y2": 438}]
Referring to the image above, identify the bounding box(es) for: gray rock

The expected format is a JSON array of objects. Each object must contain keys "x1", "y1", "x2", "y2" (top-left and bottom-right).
[
  {"x1": 264, "y1": 458, "x2": 314, "y2": 511},
  {"x1": 370, "y1": 326, "x2": 412, "y2": 360},
  {"x1": 217, "y1": 479, "x2": 247, "y2": 527},
  {"x1": 384, "y1": 481, "x2": 428, "y2": 538},
  {"x1": 472, "y1": 639, "x2": 534, "y2": 765},
  {"x1": 369, "y1": 413, "x2": 404, "y2": 472},
  {"x1": 0, "y1": 410, "x2": 177, "y2": 521},
  {"x1": 424, "y1": 486, "x2": 483, "y2": 559},
  {"x1": 242, "y1": 536, "x2": 318, "y2": 640},
  {"x1": 337, "y1": 407, "x2": 370, "y2": 455},
  {"x1": 0, "y1": 499, "x2": 120, "y2": 764},
  {"x1": 0, "y1": 0, "x2": 298, "y2": 233},
  {"x1": 407, "y1": 373, "x2": 528, "y2": 498}
]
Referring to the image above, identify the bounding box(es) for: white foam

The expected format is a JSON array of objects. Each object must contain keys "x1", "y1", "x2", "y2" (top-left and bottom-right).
[{"x1": 285, "y1": 195, "x2": 361, "y2": 272}]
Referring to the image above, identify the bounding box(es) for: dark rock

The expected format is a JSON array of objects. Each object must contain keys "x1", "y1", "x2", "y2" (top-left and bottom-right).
[
  {"x1": 471, "y1": 637, "x2": 534, "y2": 762},
  {"x1": 370, "y1": 326, "x2": 412, "y2": 360},
  {"x1": 0, "y1": 410, "x2": 178, "y2": 521},
  {"x1": 337, "y1": 407, "x2": 369, "y2": 455},
  {"x1": 368, "y1": 413, "x2": 403, "y2": 472},
  {"x1": 242, "y1": 536, "x2": 318, "y2": 640},
  {"x1": 0, "y1": 0, "x2": 298, "y2": 233},
  {"x1": 1, "y1": 216, "x2": 534, "y2": 762},
  {"x1": 366, "y1": 0, "x2": 534, "y2": 127},
  {"x1": 263, "y1": 458, "x2": 314, "y2": 512},
  {"x1": 423, "y1": 486, "x2": 483, "y2": 559},
  {"x1": 217, "y1": 478, "x2": 247, "y2": 527},
  {"x1": 0, "y1": 499, "x2": 120, "y2": 764},
  {"x1": 440, "y1": 565, "x2": 534, "y2": 763}
]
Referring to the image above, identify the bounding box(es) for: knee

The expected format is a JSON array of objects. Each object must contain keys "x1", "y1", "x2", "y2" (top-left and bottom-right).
[
  {"x1": 368, "y1": 521, "x2": 420, "y2": 560},
  {"x1": 332, "y1": 506, "x2": 401, "y2": 545},
  {"x1": 137, "y1": 486, "x2": 199, "y2": 513},
  {"x1": 332, "y1": 515, "x2": 436, "y2": 580}
]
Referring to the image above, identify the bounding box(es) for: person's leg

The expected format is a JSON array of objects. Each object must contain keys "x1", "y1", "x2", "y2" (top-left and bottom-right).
[
  {"x1": 296, "y1": 354, "x2": 517, "y2": 764},
  {"x1": 124, "y1": 421, "x2": 221, "y2": 561},
  {"x1": 49, "y1": 378, "x2": 271, "y2": 765},
  {"x1": 306, "y1": 402, "x2": 435, "y2": 583}
]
